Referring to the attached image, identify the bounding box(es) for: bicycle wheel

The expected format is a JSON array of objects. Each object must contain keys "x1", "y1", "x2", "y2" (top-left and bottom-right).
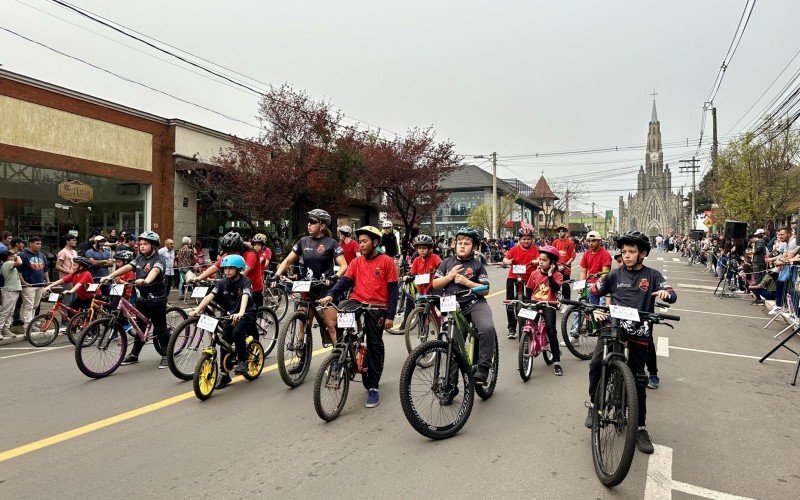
[
  {"x1": 277, "y1": 311, "x2": 313, "y2": 388},
  {"x1": 518, "y1": 330, "x2": 533, "y2": 381},
  {"x1": 404, "y1": 307, "x2": 438, "y2": 357},
  {"x1": 560, "y1": 306, "x2": 596, "y2": 361},
  {"x1": 67, "y1": 311, "x2": 93, "y2": 346},
  {"x1": 193, "y1": 351, "x2": 218, "y2": 401},
  {"x1": 167, "y1": 316, "x2": 211, "y2": 381},
  {"x1": 399, "y1": 340, "x2": 474, "y2": 440},
  {"x1": 313, "y1": 351, "x2": 350, "y2": 421},
  {"x1": 25, "y1": 313, "x2": 60, "y2": 347},
  {"x1": 243, "y1": 341, "x2": 265, "y2": 381},
  {"x1": 475, "y1": 334, "x2": 499, "y2": 400},
  {"x1": 255, "y1": 307, "x2": 279, "y2": 357},
  {"x1": 264, "y1": 287, "x2": 289, "y2": 322},
  {"x1": 591, "y1": 359, "x2": 639, "y2": 487},
  {"x1": 74, "y1": 318, "x2": 127, "y2": 379}
]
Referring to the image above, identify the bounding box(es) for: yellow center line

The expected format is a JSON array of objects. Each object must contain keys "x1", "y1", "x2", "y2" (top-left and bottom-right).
[{"x1": 0, "y1": 346, "x2": 332, "y2": 464}]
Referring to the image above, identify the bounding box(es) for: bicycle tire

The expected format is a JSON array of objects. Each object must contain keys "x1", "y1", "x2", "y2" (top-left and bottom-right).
[
  {"x1": 66, "y1": 310, "x2": 93, "y2": 346},
  {"x1": 167, "y1": 316, "x2": 211, "y2": 381},
  {"x1": 158, "y1": 307, "x2": 188, "y2": 357},
  {"x1": 25, "y1": 313, "x2": 60, "y2": 347},
  {"x1": 264, "y1": 287, "x2": 289, "y2": 322},
  {"x1": 255, "y1": 306, "x2": 279, "y2": 357},
  {"x1": 404, "y1": 307, "x2": 438, "y2": 359},
  {"x1": 560, "y1": 306, "x2": 594, "y2": 361},
  {"x1": 591, "y1": 359, "x2": 639, "y2": 487},
  {"x1": 313, "y1": 352, "x2": 350, "y2": 421},
  {"x1": 193, "y1": 351, "x2": 217, "y2": 401},
  {"x1": 277, "y1": 311, "x2": 313, "y2": 388},
  {"x1": 243, "y1": 341, "x2": 265, "y2": 380},
  {"x1": 518, "y1": 331, "x2": 533, "y2": 381},
  {"x1": 74, "y1": 318, "x2": 127, "y2": 379},
  {"x1": 399, "y1": 340, "x2": 474, "y2": 440},
  {"x1": 475, "y1": 334, "x2": 499, "y2": 400}
]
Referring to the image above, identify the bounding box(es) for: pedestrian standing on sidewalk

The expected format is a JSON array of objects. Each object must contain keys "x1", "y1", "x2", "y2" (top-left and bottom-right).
[
  {"x1": 55, "y1": 234, "x2": 78, "y2": 280},
  {"x1": 0, "y1": 231, "x2": 11, "y2": 253},
  {"x1": 158, "y1": 239, "x2": 176, "y2": 295},
  {"x1": 0, "y1": 250, "x2": 23, "y2": 339},
  {"x1": 175, "y1": 237, "x2": 196, "y2": 296},
  {"x1": 18, "y1": 237, "x2": 49, "y2": 325}
]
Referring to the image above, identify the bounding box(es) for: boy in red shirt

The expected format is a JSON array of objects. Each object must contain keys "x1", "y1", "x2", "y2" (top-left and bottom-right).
[
  {"x1": 579, "y1": 231, "x2": 612, "y2": 305},
  {"x1": 321, "y1": 226, "x2": 399, "y2": 409},
  {"x1": 192, "y1": 232, "x2": 265, "y2": 308},
  {"x1": 252, "y1": 233, "x2": 272, "y2": 272},
  {"x1": 338, "y1": 226, "x2": 361, "y2": 264},
  {"x1": 524, "y1": 245, "x2": 564, "y2": 375},
  {"x1": 552, "y1": 225, "x2": 576, "y2": 300},
  {"x1": 502, "y1": 227, "x2": 539, "y2": 338},
  {"x1": 44, "y1": 256, "x2": 95, "y2": 310},
  {"x1": 409, "y1": 234, "x2": 442, "y2": 295}
]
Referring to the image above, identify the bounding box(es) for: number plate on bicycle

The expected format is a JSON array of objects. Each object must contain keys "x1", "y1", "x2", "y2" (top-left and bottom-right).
[
  {"x1": 86, "y1": 283, "x2": 99, "y2": 292},
  {"x1": 336, "y1": 313, "x2": 355, "y2": 328},
  {"x1": 292, "y1": 280, "x2": 311, "y2": 292},
  {"x1": 518, "y1": 308, "x2": 537, "y2": 320},
  {"x1": 110, "y1": 284, "x2": 124, "y2": 296},
  {"x1": 191, "y1": 286, "x2": 209, "y2": 298},
  {"x1": 197, "y1": 314, "x2": 219, "y2": 332},
  {"x1": 440, "y1": 295, "x2": 457, "y2": 312},
  {"x1": 572, "y1": 279, "x2": 586, "y2": 291},
  {"x1": 414, "y1": 274, "x2": 430, "y2": 285},
  {"x1": 48, "y1": 293, "x2": 60, "y2": 302},
  {"x1": 512, "y1": 265, "x2": 526, "y2": 274},
  {"x1": 609, "y1": 305, "x2": 640, "y2": 322}
]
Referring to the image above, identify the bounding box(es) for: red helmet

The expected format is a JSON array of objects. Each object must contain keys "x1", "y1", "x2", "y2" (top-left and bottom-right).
[
  {"x1": 518, "y1": 226, "x2": 535, "y2": 237},
  {"x1": 539, "y1": 245, "x2": 561, "y2": 263}
]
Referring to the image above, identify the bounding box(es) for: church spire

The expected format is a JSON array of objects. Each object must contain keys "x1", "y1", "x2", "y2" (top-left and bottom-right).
[{"x1": 650, "y1": 89, "x2": 658, "y2": 122}]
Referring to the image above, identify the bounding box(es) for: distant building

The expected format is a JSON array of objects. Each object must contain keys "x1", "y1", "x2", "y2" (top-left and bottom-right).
[{"x1": 528, "y1": 175, "x2": 567, "y2": 237}]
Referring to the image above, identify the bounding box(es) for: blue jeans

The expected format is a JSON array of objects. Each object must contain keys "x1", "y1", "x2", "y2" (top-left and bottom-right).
[
  {"x1": 753, "y1": 288, "x2": 776, "y2": 302},
  {"x1": 588, "y1": 289, "x2": 601, "y2": 305}
]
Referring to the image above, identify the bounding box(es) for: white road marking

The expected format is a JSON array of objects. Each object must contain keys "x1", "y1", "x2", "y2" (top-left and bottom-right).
[
  {"x1": 668, "y1": 308, "x2": 765, "y2": 320},
  {"x1": 673, "y1": 258, "x2": 681, "y2": 262},
  {"x1": 670, "y1": 345, "x2": 795, "y2": 364},
  {"x1": 669, "y1": 277, "x2": 719, "y2": 282},
  {"x1": 673, "y1": 288, "x2": 714, "y2": 294},
  {"x1": 646, "y1": 444, "x2": 756, "y2": 500},
  {"x1": 0, "y1": 345, "x2": 71, "y2": 359},
  {"x1": 677, "y1": 283, "x2": 719, "y2": 290},
  {"x1": 657, "y1": 257, "x2": 664, "y2": 261},
  {"x1": 656, "y1": 336, "x2": 669, "y2": 357}
]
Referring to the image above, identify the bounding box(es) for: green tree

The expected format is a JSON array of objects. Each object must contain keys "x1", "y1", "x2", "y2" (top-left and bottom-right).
[{"x1": 466, "y1": 193, "x2": 518, "y2": 238}]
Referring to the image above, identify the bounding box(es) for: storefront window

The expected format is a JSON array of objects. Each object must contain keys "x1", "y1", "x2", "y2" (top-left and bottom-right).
[{"x1": 0, "y1": 162, "x2": 148, "y2": 256}]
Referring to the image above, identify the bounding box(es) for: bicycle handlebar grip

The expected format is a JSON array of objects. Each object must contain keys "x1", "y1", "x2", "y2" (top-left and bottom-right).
[
  {"x1": 560, "y1": 299, "x2": 584, "y2": 307},
  {"x1": 658, "y1": 313, "x2": 681, "y2": 322},
  {"x1": 471, "y1": 285, "x2": 489, "y2": 294}
]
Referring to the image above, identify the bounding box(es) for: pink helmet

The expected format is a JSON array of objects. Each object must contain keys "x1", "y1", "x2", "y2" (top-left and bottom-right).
[{"x1": 539, "y1": 245, "x2": 561, "y2": 263}]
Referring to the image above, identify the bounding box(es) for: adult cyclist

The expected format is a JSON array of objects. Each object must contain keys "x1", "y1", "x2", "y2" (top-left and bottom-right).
[
  {"x1": 191, "y1": 231, "x2": 264, "y2": 308},
  {"x1": 274, "y1": 209, "x2": 347, "y2": 374},
  {"x1": 502, "y1": 226, "x2": 539, "y2": 339},
  {"x1": 380, "y1": 220, "x2": 399, "y2": 259}
]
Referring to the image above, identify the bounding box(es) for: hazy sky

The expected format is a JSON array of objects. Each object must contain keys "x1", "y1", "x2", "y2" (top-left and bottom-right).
[{"x1": 3, "y1": 0, "x2": 799, "y2": 215}]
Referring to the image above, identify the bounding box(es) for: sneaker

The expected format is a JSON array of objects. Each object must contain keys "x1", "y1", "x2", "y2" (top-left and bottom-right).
[
  {"x1": 553, "y1": 363, "x2": 563, "y2": 376},
  {"x1": 584, "y1": 407, "x2": 593, "y2": 429},
  {"x1": 287, "y1": 358, "x2": 305, "y2": 375},
  {"x1": 507, "y1": 328, "x2": 517, "y2": 340},
  {"x1": 365, "y1": 389, "x2": 380, "y2": 408},
  {"x1": 636, "y1": 427, "x2": 655, "y2": 454},
  {"x1": 215, "y1": 372, "x2": 232, "y2": 389},
  {"x1": 647, "y1": 374, "x2": 660, "y2": 389},
  {"x1": 121, "y1": 354, "x2": 139, "y2": 365},
  {"x1": 473, "y1": 366, "x2": 489, "y2": 386},
  {"x1": 440, "y1": 386, "x2": 459, "y2": 406},
  {"x1": 233, "y1": 361, "x2": 248, "y2": 374},
  {"x1": 750, "y1": 299, "x2": 764, "y2": 305},
  {"x1": 158, "y1": 356, "x2": 168, "y2": 369}
]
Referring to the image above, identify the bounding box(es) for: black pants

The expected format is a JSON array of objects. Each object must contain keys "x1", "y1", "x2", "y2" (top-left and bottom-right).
[
  {"x1": 560, "y1": 280, "x2": 571, "y2": 302},
  {"x1": 646, "y1": 341, "x2": 657, "y2": 375},
  {"x1": 130, "y1": 299, "x2": 168, "y2": 357},
  {"x1": 464, "y1": 300, "x2": 497, "y2": 370},
  {"x1": 252, "y1": 290, "x2": 264, "y2": 309},
  {"x1": 339, "y1": 300, "x2": 385, "y2": 390},
  {"x1": 505, "y1": 278, "x2": 523, "y2": 330},
  {"x1": 540, "y1": 306, "x2": 560, "y2": 362},
  {"x1": 589, "y1": 338, "x2": 649, "y2": 427},
  {"x1": 222, "y1": 313, "x2": 256, "y2": 362}
]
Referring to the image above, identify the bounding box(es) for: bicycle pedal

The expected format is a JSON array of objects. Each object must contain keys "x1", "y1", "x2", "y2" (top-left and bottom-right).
[{"x1": 584, "y1": 401, "x2": 594, "y2": 409}]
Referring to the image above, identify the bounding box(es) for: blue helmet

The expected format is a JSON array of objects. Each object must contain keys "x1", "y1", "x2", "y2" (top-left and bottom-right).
[{"x1": 220, "y1": 254, "x2": 245, "y2": 271}]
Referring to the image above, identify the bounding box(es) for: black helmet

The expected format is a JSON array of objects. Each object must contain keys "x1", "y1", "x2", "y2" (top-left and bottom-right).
[
  {"x1": 74, "y1": 256, "x2": 92, "y2": 269},
  {"x1": 307, "y1": 209, "x2": 331, "y2": 225},
  {"x1": 115, "y1": 249, "x2": 134, "y2": 263},
  {"x1": 220, "y1": 231, "x2": 244, "y2": 252},
  {"x1": 456, "y1": 227, "x2": 481, "y2": 246},
  {"x1": 616, "y1": 231, "x2": 651, "y2": 254},
  {"x1": 412, "y1": 234, "x2": 435, "y2": 247}
]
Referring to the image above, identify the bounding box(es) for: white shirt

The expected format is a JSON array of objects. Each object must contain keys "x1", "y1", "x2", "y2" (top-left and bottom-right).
[{"x1": 157, "y1": 247, "x2": 175, "y2": 275}]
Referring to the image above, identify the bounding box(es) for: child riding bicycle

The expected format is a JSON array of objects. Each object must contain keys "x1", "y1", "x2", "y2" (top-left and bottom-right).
[{"x1": 524, "y1": 245, "x2": 564, "y2": 376}]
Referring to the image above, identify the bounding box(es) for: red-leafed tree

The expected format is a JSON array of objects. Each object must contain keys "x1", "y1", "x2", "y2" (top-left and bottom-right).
[{"x1": 362, "y1": 128, "x2": 460, "y2": 251}]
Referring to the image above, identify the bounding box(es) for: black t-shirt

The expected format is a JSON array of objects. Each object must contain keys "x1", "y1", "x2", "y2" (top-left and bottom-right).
[
  {"x1": 133, "y1": 252, "x2": 166, "y2": 300},
  {"x1": 381, "y1": 233, "x2": 398, "y2": 258},
  {"x1": 211, "y1": 276, "x2": 254, "y2": 314},
  {"x1": 594, "y1": 266, "x2": 676, "y2": 340},
  {"x1": 291, "y1": 235, "x2": 343, "y2": 279},
  {"x1": 434, "y1": 255, "x2": 490, "y2": 304}
]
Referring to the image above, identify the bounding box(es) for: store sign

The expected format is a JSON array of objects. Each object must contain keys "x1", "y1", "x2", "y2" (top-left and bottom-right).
[{"x1": 58, "y1": 180, "x2": 93, "y2": 203}]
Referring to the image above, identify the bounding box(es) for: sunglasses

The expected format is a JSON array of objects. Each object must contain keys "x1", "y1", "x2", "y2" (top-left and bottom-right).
[{"x1": 308, "y1": 219, "x2": 320, "y2": 225}]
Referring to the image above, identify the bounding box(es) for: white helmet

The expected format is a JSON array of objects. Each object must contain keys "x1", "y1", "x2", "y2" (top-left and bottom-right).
[
  {"x1": 382, "y1": 220, "x2": 393, "y2": 229},
  {"x1": 586, "y1": 231, "x2": 601, "y2": 240}
]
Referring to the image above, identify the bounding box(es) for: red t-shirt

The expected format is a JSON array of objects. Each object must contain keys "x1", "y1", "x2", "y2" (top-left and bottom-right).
[
  {"x1": 215, "y1": 250, "x2": 263, "y2": 292},
  {"x1": 525, "y1": 269, "x2": 563, "y2": 302},
  {"x1": 258, "y1": 248, "x2": 272, "y2": 269},
  {"x1": 119, "y1": 270, "x2": 135, "y2": 299},
  {"x1": 504, "y1": 244, "x2": 540, "y2": 281},
  {"x1": 552, "y1": 237, "x2": 576, "y2": 276},
  {"x1": 339, "y1": 239, "x2": 360, "y2": 264},
  {"x1": 64, "y1": 270, "x2": 94, "y2": 300},
  {"x1": 410, "y1": 253, "x2": 442, "y2": 294},
  {"x1": 580, "y1": 248, "x2": 612, "y2": 283},
  {"x1": 345, "y1": 253, "x2": 398, "y2": 307}
]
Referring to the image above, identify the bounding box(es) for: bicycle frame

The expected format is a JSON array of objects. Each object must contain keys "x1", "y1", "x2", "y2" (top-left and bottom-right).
[{"x1": 115, "y1": 297, "x2": 152, "y2": 343}]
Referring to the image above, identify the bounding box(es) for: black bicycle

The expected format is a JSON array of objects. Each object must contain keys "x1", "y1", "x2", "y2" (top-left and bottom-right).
[{"x1": 561, "y1": 299, "x2": 679, "y2": 487}]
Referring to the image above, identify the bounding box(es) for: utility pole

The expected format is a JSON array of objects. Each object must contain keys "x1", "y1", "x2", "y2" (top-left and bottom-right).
[
  {"x1": 679, "y1": 157, "x2": 701, "y2": 231},
  {"x1": 491, "y1": 152, "x2": 497, "y2": 239},
  {"x1": 564, "y1": 189, "x2": 570, "y2": 232},
  {"x1": 711, "y1": 107, "x2": 718, "y2": 163},
  {"x1": 591, "y1": 202, "x2": 595, "y2": 231}
]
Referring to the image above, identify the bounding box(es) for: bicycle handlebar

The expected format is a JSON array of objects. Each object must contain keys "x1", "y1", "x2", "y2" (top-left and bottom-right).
[
  {"x1": 319, "y1": 302, "x2": 384, "y2": 313},
  {"x1": 503, "y1": 299, "x2": 559, "y2": 310},
  {"x1": 416, "y1": 284, "x2": 489, "y2": 301},
  {"x1": 559, "y1": 299, "x2": 680, "y2": 322}
]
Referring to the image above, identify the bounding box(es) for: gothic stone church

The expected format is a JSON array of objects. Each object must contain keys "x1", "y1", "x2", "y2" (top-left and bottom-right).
[{"x1": 618, "y1": 99, "x2": 685, "y2": 237}]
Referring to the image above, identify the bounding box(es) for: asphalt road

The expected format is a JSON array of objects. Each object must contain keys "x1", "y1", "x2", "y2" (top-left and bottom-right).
[{"x1": 1, "y1": 254, "x2": 798, "y2": 499}]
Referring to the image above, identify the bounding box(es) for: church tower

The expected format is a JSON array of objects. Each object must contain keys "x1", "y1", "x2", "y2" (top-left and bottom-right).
[{"x1": 646, "y1": 99, "x2": 663, "y2": 174}]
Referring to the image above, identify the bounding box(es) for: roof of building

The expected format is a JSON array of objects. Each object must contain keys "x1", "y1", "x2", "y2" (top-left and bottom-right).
[
  {"x1": 531, "y1": 175, "x2": 559, "y2": 200},
  {"x1": 651, "y1": 99, "x2": 658, "y2": 122},
  {"x1": 439, "y1": 164, "x2": 541, "y2": 210}
]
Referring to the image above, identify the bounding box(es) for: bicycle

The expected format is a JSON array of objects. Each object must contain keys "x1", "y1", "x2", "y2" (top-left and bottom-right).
[
  {"x1": 403, "y1": 294, "x2": 442, "y2": 356},
  {"x1": 25, "y1": 287, "x2": 98, "y2": 347},
  {"x1": 386, "y1": 275, "x2": 416, "y2": 335},
  {"x1": 313, "y1": 302, "x2": 379, "y2": 421},
  {"x1": 561, "y1": 298, "x2": 679, "y2": 487},
  {"x1": 263, "y1": 271, "x2": 290, "y2": 321},
  {"x1": 503, "y1": 263, "x2": 529, "y2": 321},
  {"x1": 74, "y1": 283, "x2": 187, "y2": 378},
  {"x1": 399, "y1": 285, "x2": 498, "y2": 440},
  {"x1": 166, "y1": 282, "x2": 279, "y2": 381},
  {"x1": 559, "y1": 273, "x2": 607, "y2": 360},
  {"x1": 67, "y1": 292, "x2": 113, "y2": 345},
  {"x1": 504, "y1": 299, "x2": 557, "y2": 381},
  {"x1": 192, "y1": 314, "x2": 265, "y2": 400}
]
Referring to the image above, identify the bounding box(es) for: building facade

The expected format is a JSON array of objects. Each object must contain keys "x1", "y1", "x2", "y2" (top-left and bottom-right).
[{"x1": 618, "y1": 99, "x2": 685, "y2": 236}]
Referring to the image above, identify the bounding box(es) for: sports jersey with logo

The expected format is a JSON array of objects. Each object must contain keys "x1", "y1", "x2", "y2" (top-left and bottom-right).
[{"x1": 291, "y1": 236, "x2": 343, "y2": 279}]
